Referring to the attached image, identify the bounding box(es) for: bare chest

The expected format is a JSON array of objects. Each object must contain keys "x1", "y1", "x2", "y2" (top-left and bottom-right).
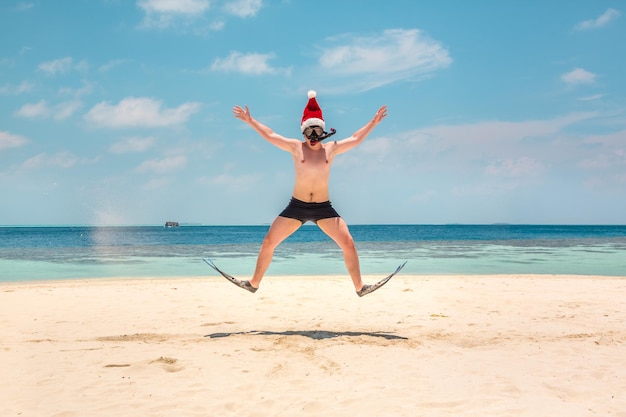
[{"x1": 295, "y1": 144, "x2": 332, "y2": 173}]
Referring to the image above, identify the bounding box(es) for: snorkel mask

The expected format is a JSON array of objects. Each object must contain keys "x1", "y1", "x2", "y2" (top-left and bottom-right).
[{"x1": 304, "y1": 125, "x2": 337, "y2": 144}]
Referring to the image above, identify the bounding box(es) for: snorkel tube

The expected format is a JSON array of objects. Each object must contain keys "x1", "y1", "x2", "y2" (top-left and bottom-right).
[{"x1": 308, "y1": 128, "x2": 336, "y2": 144}]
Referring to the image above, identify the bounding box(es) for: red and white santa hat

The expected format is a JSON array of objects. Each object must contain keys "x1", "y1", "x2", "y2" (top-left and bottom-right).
[{"x1": 300, "y1": 90, "x2": 325, "y2": 132}]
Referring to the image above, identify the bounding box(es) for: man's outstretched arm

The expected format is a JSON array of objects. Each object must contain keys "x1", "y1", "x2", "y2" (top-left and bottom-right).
[
  {"x1": 332, "y1": 105, "x2": 388, "y2": 155},
  {"x1": 233, "y1": 105, "x2": 299, "y2": 152}
]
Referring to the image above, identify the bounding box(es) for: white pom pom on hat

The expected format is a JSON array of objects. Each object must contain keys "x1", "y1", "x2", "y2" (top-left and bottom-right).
[{"x1": 301, "y1": 90, "x2": 325, "y2": 132}]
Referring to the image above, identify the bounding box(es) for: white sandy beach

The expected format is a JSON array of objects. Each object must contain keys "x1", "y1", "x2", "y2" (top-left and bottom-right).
[{"x1": 1, "y1": 274, "x2": 625, "y2": 416}]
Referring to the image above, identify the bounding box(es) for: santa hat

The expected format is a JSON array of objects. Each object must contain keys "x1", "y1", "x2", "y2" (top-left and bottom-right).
[{"x1": 300, "y1": 90, "x2": 325, "y2": 132}]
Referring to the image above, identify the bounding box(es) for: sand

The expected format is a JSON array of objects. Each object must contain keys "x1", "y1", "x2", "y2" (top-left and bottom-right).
[{"x1": 1, "y1": 274, "x2": 625, "y2": 416}]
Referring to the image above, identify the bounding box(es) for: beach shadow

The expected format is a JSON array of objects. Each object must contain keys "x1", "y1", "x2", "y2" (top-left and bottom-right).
[{"x1": 205, "y1": 330, "x2": 408, "y2": 341}]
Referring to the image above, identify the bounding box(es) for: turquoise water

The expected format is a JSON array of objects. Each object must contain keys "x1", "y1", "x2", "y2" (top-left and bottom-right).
[{"x1": 1, "y1": 225, "x2": 625, "y2": 282}]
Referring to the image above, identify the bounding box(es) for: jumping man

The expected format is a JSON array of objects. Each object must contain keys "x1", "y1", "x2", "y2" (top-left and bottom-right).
[{"x1": 206, "y1": 90, "x2": 403, "y2": 297}]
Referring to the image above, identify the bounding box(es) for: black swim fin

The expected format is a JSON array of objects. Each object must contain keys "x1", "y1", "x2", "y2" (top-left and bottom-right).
[
  {"x1": 203, "y1": 258, "x2": 258, "y2": 294},
  {"x1": 357, "y1": 261, "x2": 407, "y2": 297}
]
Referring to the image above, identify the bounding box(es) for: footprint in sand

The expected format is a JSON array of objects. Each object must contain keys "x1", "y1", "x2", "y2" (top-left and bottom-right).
[
  {"x1": 150, "y1": 356, "x2": 184, "y2": 373},
  {"x1": 104, "y1": 357, "x2": 184, "y2": 373}
]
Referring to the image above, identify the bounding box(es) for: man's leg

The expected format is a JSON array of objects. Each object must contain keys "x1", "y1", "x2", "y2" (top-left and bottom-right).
[
  {"x1": 316, "y1": 217, "x2": 364, "y2": 291},
  {"x1": 250, "y1": 216, "x2": 302, "y2": 288}
]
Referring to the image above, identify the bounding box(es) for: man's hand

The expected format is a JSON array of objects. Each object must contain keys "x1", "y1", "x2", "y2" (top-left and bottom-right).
[
  {"x1": 372, "y1": 105, "x2": 388, "y2": 125},
  {"x1": 233, "y1": 105, "x2": 252, "y2": 123}
]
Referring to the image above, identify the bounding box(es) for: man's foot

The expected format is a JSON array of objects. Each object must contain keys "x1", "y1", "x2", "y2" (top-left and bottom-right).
[
  {"x1": 356, "y1": 276, "x2": 392, "y2": 297},
  {"x1": 230, "y1": 279, "x2": 258, "y2": 293}
]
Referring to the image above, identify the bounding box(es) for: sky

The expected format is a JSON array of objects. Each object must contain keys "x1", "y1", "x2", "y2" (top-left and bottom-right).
[{"x1": 1, "y1": 1, "x2": 625, "y2": 226}]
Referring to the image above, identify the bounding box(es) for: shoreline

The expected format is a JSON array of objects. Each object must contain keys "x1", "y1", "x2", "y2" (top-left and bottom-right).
[
  {"x1": 2, "y1": 274, "x2": 625, "y2": 416},
  {"x1": 2, "y1": 272, "x2": 626, "y2": 286}
]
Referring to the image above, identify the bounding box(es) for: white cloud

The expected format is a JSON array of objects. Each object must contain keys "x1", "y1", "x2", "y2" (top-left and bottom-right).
[
  {"x1": 208, "y1": 20, "x2": 225, "y2": 31},
  {"x1": 583, "y1": 129, "x2": 626, "y2": 148},
  {"x1": 0, "y1": 131, "x2": 29, "y2": 150},
  {"x1": 561, "y1": 68, "x2": 596, "y2": 85},
  {"x1": 142, "y1": 177, "x2": 172, "y2": 190},
  {"x1": 615, "y1": 173, "x2": 626, "y2": 184},
  {"x1": 138, "y1": 0, "x2": 210, "y2": 14},
  {"x1": 222, "y1": 0, "x2": 262, "y2": 18},
  {"x1": 135, "y1": 155, "x2": 187, "y2": 173},
  {"x1": 58, "y1": 81, "x2": 94, "y2": 97},
  {"x1": 98, "y1": 59, "x2": 132, "y2": 73},
  {"x1": 38, "y1": 57, "x2": 88, "y2": 75},
  {"x1": 110, "y1": 136, "x2": 156, "y2": 153},
  {"x1": 578, "y1": 153, "x2": 619, "y2": 170},
  {"x1": 205, "y1": 172, "x2": 258, "y2": 191},
  {"x1": 15, "y1": 99, "x2": 82, "y2": 120},
  {"x1": 410, "y1": 112, "x2": 595, "y2": 149},
  {"x1": 0, "y1": 57, "x2": 14, "y2": 68},
  {"x1": 84, "y1": 97, "x2": 201, "y2": 128},
  {"x1": 54, "y1": 101, "x2": 83, "y2": 120},
  {"x1": 575, "y1": 8, "x2": 620, "y2": 30},
  {"x1": 317, "y1": 28, "x2": 451, "y2": 91},
  {"x1": 0, "y1": 80, "x2": 34, "y2": 95},
  {"x1": 210, "y1": 51, "x2": 289, "y2": 75},
  {"x1": 15, "y1": 100, "x2": 49, "y2": 118},
  {"x1": 342, "y1": 112, "x2": 599, "y2": 180},
  {"x1": 137, "y1": 0, "x2": 260, "y2": 30},
  {"x1": 16, "y1": 2, "x2": 34, "y2": 11},
  {"x1": 578, "y1": 94, "x2": 604, "y2": 101},
  {"x1": 485, "y1": 157, "x2": 544, "y2": 177},
  {"x1": 451, "y1": 182, "x2": 520, "y2": 197},
  {"x1": 362, "y1": 112, "x2": 626, "y2": 194},
  {"x1": 579, "y1": 130, "x2": 626, "y2": 170},
  {"x1": 22, "y1": 152, "x2": 81, "y2": 170},
  {"x1": 137, "y1": 0, "x2": 210, "y2": 29}
]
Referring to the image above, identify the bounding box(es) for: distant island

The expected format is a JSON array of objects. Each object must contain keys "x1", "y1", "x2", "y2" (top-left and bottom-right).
[{"x1": 164, "y1": 221, "x2": 179, "y2": 228}]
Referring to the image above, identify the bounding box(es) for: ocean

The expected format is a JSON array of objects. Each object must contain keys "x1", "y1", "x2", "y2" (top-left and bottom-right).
[{"x1": 1, "y1": 225, "x2": 625, "y2": 282}]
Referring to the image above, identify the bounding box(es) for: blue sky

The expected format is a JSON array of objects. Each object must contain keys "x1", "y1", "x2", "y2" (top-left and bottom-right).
[{"x1": 1, "y1": 1, "x2": 625, "y2": 225}]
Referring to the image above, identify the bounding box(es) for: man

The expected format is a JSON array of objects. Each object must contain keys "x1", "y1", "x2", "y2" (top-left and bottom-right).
[{"x1": 225, "y1": 90, "x2": 392, "y2": 297}]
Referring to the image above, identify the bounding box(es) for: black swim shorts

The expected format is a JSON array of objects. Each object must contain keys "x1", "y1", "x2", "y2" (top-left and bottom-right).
[{"x1": 279, "y1": 197, "x2": 340, "y2": 224}]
